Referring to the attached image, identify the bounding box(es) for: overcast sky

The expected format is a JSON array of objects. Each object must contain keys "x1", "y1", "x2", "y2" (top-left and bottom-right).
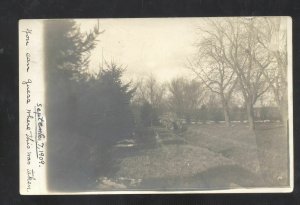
[
  {"x1": 74, "y1": 17, "x2": 288, "y2": 107},
  {"x1": 77, "y1": 18, "x2": 201, "y2": 82}
]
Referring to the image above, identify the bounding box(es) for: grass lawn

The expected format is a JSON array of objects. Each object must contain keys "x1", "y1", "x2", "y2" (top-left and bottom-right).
[{"x1": 96, "y1": 122, "x2": 289, "y2": 190}]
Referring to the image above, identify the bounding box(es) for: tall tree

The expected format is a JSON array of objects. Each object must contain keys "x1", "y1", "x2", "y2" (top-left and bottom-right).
[
  {"x1": 199, "y1": 18, "x2": 272, "y2": 129},
  {"x1": 133, "y1": 74, "x2": 166, "y2": 112},
  {"x1": 253, "y1": 17, "x2": 289, "y2": 126},
  {"x1": 78, "y1": 62, "x2": 135, "y2": 142},
  {"x1": 168, "y1": 78, "x2": 204, "y2": 123},
  {"x1": 45, "y1": 20, "x2": 102, "y2": 190},
  {"x1": 140, "y1": 101, "x2": 158, "y2": 127},
  {"x1": 133, "y1": 74, "x2": 167, "y2": 127},
  {"x1": 46, "y1": 20, "x2": 101, "y2": 127},
  {"x1": 188, "y1": 32, "x2": 238, "y2": 126}
]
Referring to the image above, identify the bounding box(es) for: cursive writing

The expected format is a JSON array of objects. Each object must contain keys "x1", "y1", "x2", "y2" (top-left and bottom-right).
[
  {"x1": 34, "y1": 103, "x2": 46, "y2": 166},
  {"x1": 22, "y1": 79, "x2": 32, "y2": 104},
  {"x1": 26, "y1": 109, "x2": 33, "y2": 130},
  {"x1": 26, "y1": 168, "x2": 35, "y2": 192},
  {"x1": 25, "y1": 52, "x2": 31, "y2": 72},
  {"x1": 26, "y1": 131, "x2": 34, "y2": 149},
  {"x1": 35, "y1": 104, "x2": 45, "y2": 140},
  {"x1": 22, "y1": 29, "x2": 32, "y2": 46},
  {"x1": 22, "y1": 29, "x2": 32, "y2": 72}
]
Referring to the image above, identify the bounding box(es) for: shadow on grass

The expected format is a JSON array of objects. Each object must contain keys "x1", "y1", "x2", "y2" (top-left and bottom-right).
[
  {"x1": 254, "y1": 123, "x2": 289, "y2": 186},
  {"x1": 139, "y1": 165, "x2": 265, "y2": 190}
]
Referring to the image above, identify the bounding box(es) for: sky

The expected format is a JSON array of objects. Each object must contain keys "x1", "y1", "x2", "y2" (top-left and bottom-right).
[
  {"x1": 75, "y1": 17, "x2": 288, "y2": 107},
  {"x1": 76, "y1": 18, "x2": 201, "y2": 83}
]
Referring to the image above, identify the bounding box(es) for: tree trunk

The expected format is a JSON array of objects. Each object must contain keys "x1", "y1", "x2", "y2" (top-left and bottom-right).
[
  {"x1": 246, "y1": 101, "x2": 255, "y2": 130},
  {"x1": 223, "y1": 107, "x2": 230, "y2": 127},
  {"x1": 221, "y1": 99, "x2": 231, "y2": 127},
  {"x1": 274, "y1": 90, "x2": 288, "y2": 135},
  {"x1": 279, "y1": 99, "x2": 288, "y2": 137},
  {"x1": 280, "y1": 103, "x2": 288, "y2": 123}
]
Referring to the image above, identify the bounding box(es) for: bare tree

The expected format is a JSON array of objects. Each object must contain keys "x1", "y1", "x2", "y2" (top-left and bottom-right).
[
  {"x1": 133, "y1": 74, "x2": 167, "y2": 112},
  {"x1": 253, "y1": 17, "x2": 288, "y2": 126},
  {"x1": 188, "y1": 32, "x2": 238, "y2": 127},
  {"x1": 168, "y1": 77, "x2": 204, "y2": 123},
  {"x1": 198, "y1": 18, "x2": 273, "y2": 130}
]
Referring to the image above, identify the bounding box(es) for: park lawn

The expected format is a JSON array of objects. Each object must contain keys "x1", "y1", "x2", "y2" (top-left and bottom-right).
[
  {"x1": 97, "y1": 122, "x2": 289, "y2": 190},
  {"x1": 185, "y1": 122, "x2": 289, "y2": 186}
]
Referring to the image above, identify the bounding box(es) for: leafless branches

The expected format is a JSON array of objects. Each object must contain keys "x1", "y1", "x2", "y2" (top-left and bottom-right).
[{"x1": 189, "y1": 17, "x2": 288, "y2": 129}]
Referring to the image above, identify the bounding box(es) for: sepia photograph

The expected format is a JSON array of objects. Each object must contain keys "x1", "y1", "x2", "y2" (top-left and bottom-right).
[{"x1": 19, "y1": 17, "x2": 293, "y2": 194}]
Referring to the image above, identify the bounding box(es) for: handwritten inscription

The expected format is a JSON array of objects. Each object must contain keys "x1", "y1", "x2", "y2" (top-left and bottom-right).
[
  {"x1": 22, "y1": 28, "x2": 32, "y2": 46},
  {"x1": 24, "y1": 103, "x2": 46, "y2": 191},
  {"x1": 22, "y1": 29, "x2": 32, "y2": 72},
  {"x1": 22, "y1": 26, "x2": 46, "y2": 192},
  {"x1": 25, "y1": 109, "x2": 34, "y2": 166},
  {"x1": 26, "y1": 169, "x2": 36, "y2": 192},
  {"x1": 25, "y1": 53, "x2": 31, "y2": 72},
  {"x1": 22, "y1": 79, "x2": 32, "y2": 104},
  {"x1": 34, "y1": 103, "x2": 46, "y2": 167},
  {"x1": 26, "y1": 109, "x2": 33, "y2": 130}
]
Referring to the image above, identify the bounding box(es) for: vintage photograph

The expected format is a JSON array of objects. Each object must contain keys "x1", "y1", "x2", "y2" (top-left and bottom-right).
[{"x1": 20, "y1": 17, "x2": 293, "y2": 194}]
